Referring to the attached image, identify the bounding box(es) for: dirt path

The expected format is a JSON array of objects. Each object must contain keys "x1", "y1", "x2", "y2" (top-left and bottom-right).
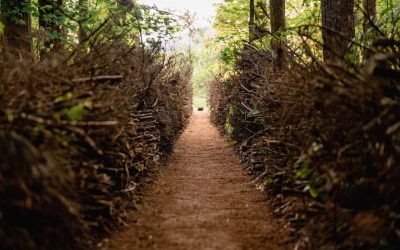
[{"x1": 107, "y1": 111, "x2": 291, "y2": 250}]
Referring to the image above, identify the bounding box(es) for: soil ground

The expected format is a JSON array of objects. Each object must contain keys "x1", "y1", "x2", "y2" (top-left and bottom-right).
[{"x1": 106, "y1": 111, "x2": 291, "y2": 250}]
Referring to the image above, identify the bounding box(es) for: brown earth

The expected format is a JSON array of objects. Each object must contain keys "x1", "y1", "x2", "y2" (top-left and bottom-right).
[{"x1": 105, "y1": 111, "x2": 292, "y2": 250}]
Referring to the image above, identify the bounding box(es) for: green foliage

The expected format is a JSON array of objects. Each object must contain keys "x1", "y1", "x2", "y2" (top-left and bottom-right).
[
  {"x1": 212, "y1": 0, "x2": 323, "y2": 65},
  {"x1": 212, "y1": 0, "x2": 400, "y2": 69},
  {"x1": 54, "y1": 92, "x2": 73, "y2": 103},
  {"x1": 54, "y1": 93, "x2": 91, "y2": 121},
  {"x1": 139, "y1": 5, "x2": 182, "y2": 42},
  {"x1": 263, "y1": 178, "x2": 274, "y2": 187},
  {"x1": 213, "y1": 0, "x2": 249, "y2": 65},
  {"x1": 220, "y1": 46, "x2": 238, "y2": 65},
  {"x1": 304, "y1": 184, "x2": 321, "y2": 199},
  {"x1": 0, "y1": 0, "x2": 184, "y2": 54},
  {"x1": 377, "y1": 0, "x2": 400, "y2": 39},
  {"x1": 89, "y1": 2, "x2": 110, "y2": 24},
  {"x1": 191, "y1": 32, "x2": 222, "y2": 107},
  {"x1": 0, "y1": 22, "x2": 4, "y2": 34},
  {"x1": 64, "y1": 103, "x2": 86, "y2": 121},
  {"x1": 296, "y1": 162, "x2": 312, "y2": 179},
  {"x1": 1, "y1": 1, "x2": 31, "y2": 24}
]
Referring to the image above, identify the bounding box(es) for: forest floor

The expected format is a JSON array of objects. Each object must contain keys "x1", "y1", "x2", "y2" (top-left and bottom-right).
[{"x1": 104, "y1": 111, "x2": 292, "y2": 250}]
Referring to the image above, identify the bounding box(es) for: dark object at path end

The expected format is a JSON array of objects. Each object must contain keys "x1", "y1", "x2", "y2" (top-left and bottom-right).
[{"x1": 198, "y1": 107, "x2": 204, "y2": 111}]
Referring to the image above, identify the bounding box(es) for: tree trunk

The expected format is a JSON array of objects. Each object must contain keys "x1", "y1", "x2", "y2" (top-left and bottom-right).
[
  {"x1": 249, "y1": 0, "x2": 255, "y2": 41},
  {"x1": 270, "y1": 0, "x2": 286, "y2": 69},
  {"x1": 1, "y1": 0, "x2": 32, "y2": 60},
  {"x1": 78, "y1": 0, "x2": 88, "y2": 44},
  {"x1": 321, "y1": 0, "x2": 355, "y2": 62},
  {"x1": 363, "y1": 0, "x2": 376, "y2": 60},
  {"x1": 38, "y1": 0, "x2": 63, "y2": 57}
]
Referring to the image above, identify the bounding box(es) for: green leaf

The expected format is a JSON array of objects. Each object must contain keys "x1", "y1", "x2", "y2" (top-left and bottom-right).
[
  {"x1": 296, "y1": 162, "x2": 312, "y2": 179},
  {"x1": 54, "y1": 92, "x2": 73, "y2": 103},
  {"x1": 347, "y1": 53, "x2": 356, "y2": 64},
  {"x1": 307, "y1": 185, "x2": 320, "y2": 199},
  {"x1": 0, "y1": 22, "x2": 4, "y2": 34},
  {"x1": 64, "y1": 103, "x2": 86, "y2": 121},
  {"x1": 263, "y1": 178, "x2": 274, "y2": 187}
]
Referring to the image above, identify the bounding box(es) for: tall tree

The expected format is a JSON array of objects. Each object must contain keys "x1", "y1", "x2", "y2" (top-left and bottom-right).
[
  {"x1": 363, "y1": 0, "x2": 376, "y2": 59},
  {"x1": 78, "y1": 0, "x2": 88, "y2": 44},
  {"x1": 270, "y1": 0, "x2": 286, "y2": 69},
  {"x1": 1, "y1": 0, "x2": 32, "y2": 59},
  {"x1": 38, "y1": 0, "x2": 64, "y2": 56},
  {"x1": 249, "y1": 0, "x2": 255, "y2": 41},
  {"x1": 321, "y1": 0, "x2": 355, "y2": 62}
]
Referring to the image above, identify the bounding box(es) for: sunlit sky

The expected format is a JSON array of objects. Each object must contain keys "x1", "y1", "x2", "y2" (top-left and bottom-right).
[{"x1": 139, "y1": 0, "x2": 221, "y2": 28}]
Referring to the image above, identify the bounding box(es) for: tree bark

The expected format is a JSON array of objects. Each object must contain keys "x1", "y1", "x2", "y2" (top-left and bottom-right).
[
  {"x1": 249, "y1": 0, "x2": 255, "y2": 41},
  {"x1": 270, "y1": 0, "x2": 286, "y2": 69},
  {"x1": 1, "y1": 0, "x2": 32, "y2": 60},
  {"x1": 321, "y1": 0, "x2": 355, "y2": 62},
  {"x1": 38, "y1": 0, "x2": 63, "y2": 57},
  {"x1": 78, "y1": 0, "x2": 88, "y2": 44},
  {"x1": 363, "y1": 0, "x2": 376, "y2": 60}
]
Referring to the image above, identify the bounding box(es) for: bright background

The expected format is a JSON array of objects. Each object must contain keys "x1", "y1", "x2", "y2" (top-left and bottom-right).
[
  {"x1": 139, "y1": 0, "x2": 223, "y2": 108},
  {"x1": 139, "y1": 0, "x2": 221, "y2": 28}
]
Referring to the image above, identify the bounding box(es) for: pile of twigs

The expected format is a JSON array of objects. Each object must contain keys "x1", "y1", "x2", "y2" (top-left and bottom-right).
[
  {"x1": 0, "y1": 37, "x2": 192, "y2": 249},
  {"x1": 209, "y1": 41, "x2": 400, "y2": 249}
]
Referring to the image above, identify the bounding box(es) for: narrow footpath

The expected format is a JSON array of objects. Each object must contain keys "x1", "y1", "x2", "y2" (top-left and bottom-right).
[{"x1": 107, "y1": 111, "x2": 291, "y2": 250}]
